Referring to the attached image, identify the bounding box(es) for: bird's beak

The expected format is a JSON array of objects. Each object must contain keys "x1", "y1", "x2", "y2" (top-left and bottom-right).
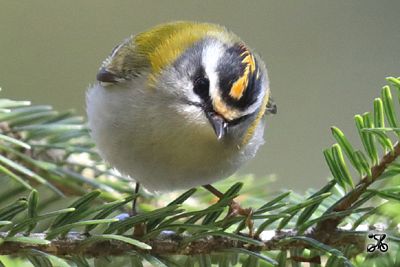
[{"x1": 205, "y1": 111, "x2": 227, "y2": 140}]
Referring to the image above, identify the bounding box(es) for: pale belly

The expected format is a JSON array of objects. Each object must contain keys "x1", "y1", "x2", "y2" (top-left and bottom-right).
[{"x1": 87, "y1": 83, "x2": 264, "y2": 192}]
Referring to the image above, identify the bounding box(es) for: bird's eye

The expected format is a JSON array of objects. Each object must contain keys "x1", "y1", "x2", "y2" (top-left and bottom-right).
[{"x1": 193, "y1": 77, "x2": 210, "y2": 101}]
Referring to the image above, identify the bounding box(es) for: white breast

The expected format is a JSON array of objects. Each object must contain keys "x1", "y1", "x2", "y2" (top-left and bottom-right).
[{"x1": 86, "y1": 78, "x2": 265, "y2": 192}]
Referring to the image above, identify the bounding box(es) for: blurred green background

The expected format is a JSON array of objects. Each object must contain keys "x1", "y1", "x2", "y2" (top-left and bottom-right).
[{"x1": 1, "y1": 0, "x2": 399, "y2": 192}]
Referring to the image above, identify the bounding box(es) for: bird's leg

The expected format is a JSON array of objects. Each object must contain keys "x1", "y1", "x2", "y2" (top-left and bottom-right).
[
  {"x1": 130, "y1": 183, "x2": 146, "y2": 237},
  {"x1": 203, "y1": 184, "x2": 224, "y2": 198},
  {"x1": 130, "y1": 182, "x2": 140, "y2": 216},
  {"x1": 203, "y1": 184, "x2": 254, "y2": 236}
]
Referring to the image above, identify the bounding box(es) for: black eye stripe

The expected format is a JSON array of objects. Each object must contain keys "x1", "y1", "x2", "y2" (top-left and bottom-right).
[
  {"x1": 193, "y1": 77, "x2": 210, "y2": 103},
  {"x1": 192, "y1": 67, "x2": 210, "y2": 102}
]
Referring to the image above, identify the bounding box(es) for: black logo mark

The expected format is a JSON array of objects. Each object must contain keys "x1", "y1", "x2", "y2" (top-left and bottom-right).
[{"x1": 367, "y1": 233, "x2": 388, "y2": 253}]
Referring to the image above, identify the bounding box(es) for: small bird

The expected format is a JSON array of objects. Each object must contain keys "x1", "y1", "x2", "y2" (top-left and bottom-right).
[{"x1": 87, "y1": 21, "x2": 276, "y2": 210}]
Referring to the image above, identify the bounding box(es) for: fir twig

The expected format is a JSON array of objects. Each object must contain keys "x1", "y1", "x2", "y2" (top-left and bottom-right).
[
  {"x1": 316, "y1": 142, "x2": 400, "y2": 233},
  {"x1": 0, "y1": 229, "x2": 365, "y2": 257}
]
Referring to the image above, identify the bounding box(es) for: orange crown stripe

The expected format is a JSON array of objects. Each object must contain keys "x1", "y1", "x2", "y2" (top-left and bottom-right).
[{"x1": 229, "y1": 52, "x2": 256, "y2": 100}]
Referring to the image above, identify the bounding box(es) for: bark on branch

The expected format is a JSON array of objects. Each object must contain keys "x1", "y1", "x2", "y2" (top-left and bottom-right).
[{"x1": 0, "y1": 229, "x2": 366, "y2": 257}]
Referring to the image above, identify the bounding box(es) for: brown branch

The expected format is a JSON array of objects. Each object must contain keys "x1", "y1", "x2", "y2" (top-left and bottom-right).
[
  {"x1": 316, "y1": 142, "x2": 400, "y2": 235},
  {"x1": 0, "y1": 229, "x2": 365, "y2": 257},
  {"x1": 290, "y1": 256, "x2": 321, "y2": 264}
]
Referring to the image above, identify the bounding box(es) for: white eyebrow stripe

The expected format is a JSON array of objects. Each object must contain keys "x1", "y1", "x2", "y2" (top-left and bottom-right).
[
  {"x1": 202, "y1": 40, "x2": 224, "y2": 103},
  {"x1": 110, "y1": 46, "x2": 121, "y2": 58}
]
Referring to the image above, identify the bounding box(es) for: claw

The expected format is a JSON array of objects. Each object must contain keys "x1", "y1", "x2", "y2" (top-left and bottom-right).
[
  {"x1": 226, "y1": 201, "x2": 254, "y2": 237},
  {"x1": 203, "y1": 184, "x2": 255, "y2": 237},
  {"x1": 133, "y1": 222, "x2": 146, "y2": 238}
]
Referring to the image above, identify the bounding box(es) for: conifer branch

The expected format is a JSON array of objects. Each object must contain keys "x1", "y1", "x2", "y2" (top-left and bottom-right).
[
  {"x1": 0, "y1": 229, "x2": 365, "y2": 257},
  {"x1": 316, "y1": 142, "x2": 400, "y2": 234}
]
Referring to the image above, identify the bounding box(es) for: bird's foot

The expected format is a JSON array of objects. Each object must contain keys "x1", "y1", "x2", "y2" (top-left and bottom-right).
[
  {"x1": 226, "y1": 201, "x2": 254, "y2": 237},
  {"x1": 203, "y1": 184, "x2": 254, "y2": 237},
  {"x1": 115, "y1": 192, "x2": 146, "y2": 238},
  {"x1": 133, "y1": 222, "x2": 146, "y2": 238},
  {"x1": 114, "y1": 212, "x2": 146, "y2": 238},
  {"x1": 130, "y1": 206, "x2": 146, "y2": 238}
]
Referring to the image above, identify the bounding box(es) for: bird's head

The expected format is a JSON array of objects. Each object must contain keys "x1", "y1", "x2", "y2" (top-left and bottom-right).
[{"x1": 95, "y1": 22, "x2": 275, "y2": 142}]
